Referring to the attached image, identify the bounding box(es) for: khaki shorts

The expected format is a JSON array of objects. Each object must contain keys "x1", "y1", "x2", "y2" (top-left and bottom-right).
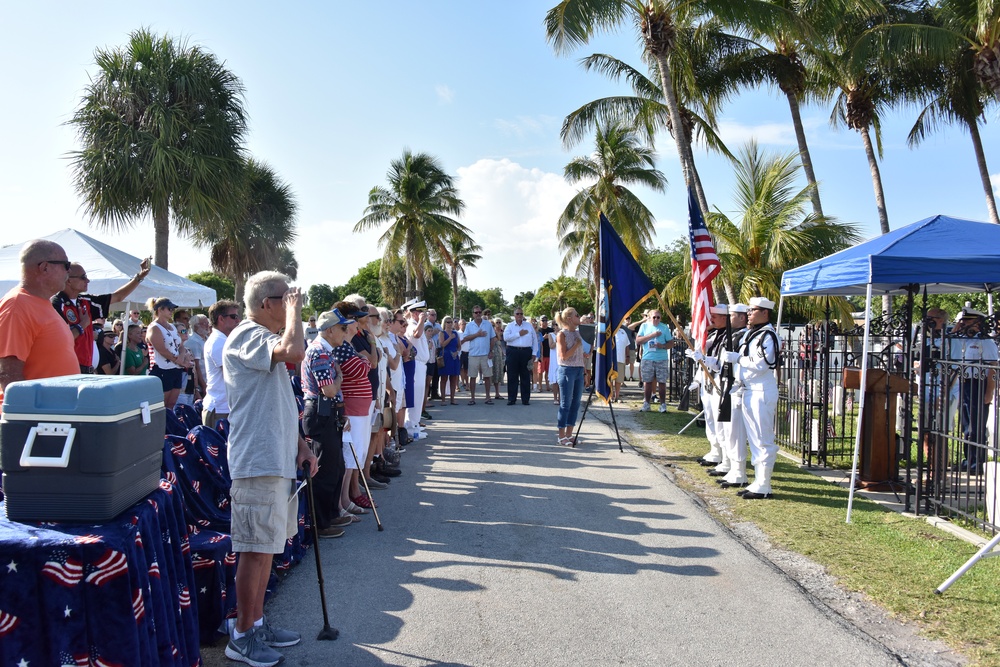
[
  {"x1": 230, "y1": 476, "x2": 298, "y2": 554},
  {"x1": 467, "y1": 354, "x2": 490, "y2": 380}
]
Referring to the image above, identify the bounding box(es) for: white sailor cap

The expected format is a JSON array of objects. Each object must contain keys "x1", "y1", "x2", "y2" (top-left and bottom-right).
[
  {"x1": 957, "y1": 307, "x2": 986, "y2": 321},
  {"x1": 710, "y1": 304, "x2": 728, "y2": 315},
  {"x1": 407, "y1": 299, "x2": 427, "y2": 311},
  {"x1": 400, "y1": 298, "x2": 416, "y2": 310},
  {"x1": 730, "y1": 303, "x2": 749, "y2": 314},
  {"x1": 749, "y1": 296, "x2": 776, "y2": 310}
]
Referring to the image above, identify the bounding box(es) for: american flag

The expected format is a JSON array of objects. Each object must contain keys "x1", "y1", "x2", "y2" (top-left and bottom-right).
[{"x1": 688, "y1": 186, "x2": 720, "y2": 352}]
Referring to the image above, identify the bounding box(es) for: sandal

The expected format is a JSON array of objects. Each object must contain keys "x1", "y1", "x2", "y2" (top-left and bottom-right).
[
  {"x1": 352, "y1": 494, "x2": 378, "y2": 509},
  {"x1": 467, "y1": 400, "x2": 476, "y2": 405},
  {"x1": 450, "y1": 400, "x2": 458, "y2": 405},
  {"x1": 484, "y1": 399, "x2": 494, "y2": 405},
  {"x1": 346, "y1": 502, "x2": 368, "y2": 515}
]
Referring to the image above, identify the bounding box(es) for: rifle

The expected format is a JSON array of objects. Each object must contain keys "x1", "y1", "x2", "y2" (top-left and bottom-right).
[{"x1": 717, "y1": 314, "x2": 734, "y2": 422}]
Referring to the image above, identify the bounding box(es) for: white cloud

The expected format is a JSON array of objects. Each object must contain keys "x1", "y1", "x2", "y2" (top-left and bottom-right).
[
  {"x1": 992, "y1": 173, "x2": 1000, "y2": 194},
  {"x1": 455, "y1": 158, "x2": 578, "y2": 295},
  {"x1": 435, "y1": 84, "x2": 454, "y2": 104}
]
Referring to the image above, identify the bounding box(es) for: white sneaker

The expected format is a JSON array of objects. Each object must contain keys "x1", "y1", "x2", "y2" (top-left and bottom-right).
[
  {"x1": 640, "y1": 401, "x2": 650, "y2": 412},
  {"x1": 414, "y1": 430, "x2": 428, "y2": 440},
  {"x1": 659, "y1": 403, "x2": 667, "y2": 413}
]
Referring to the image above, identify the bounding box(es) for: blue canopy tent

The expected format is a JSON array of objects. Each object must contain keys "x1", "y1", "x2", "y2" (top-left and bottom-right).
[{"x1": 778, "y1": 215, "x2": 1000, "y2": 521}]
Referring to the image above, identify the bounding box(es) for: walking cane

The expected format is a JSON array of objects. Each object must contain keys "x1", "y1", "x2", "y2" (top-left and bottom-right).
[
  {"x1": 345, "y1": 431, "x2": 383, "y2": 531},
  {"x1": 302, "y1": 460, "x2": 339, "y2": 641}
]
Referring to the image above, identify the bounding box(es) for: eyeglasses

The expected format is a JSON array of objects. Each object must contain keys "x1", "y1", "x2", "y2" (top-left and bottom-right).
[
  {"x1": 651, "y1": 316, "x2": 661, "y2": 319},
  {"x1": 265, "y1": 295, "x2": 285, "y2": 301},
  {"x1": 394, "y1": 319, "x2": 405, "y2": 324},
  {"x1": 514, "y1": 313, "x2": 523, "y2": 316},
  {"x1": 224, "y1": 313, "x2": 240, "y2": 320},
  {"x1": 747, "y1": 307, "x2": 764, "y2": 313},
  {"x1": 473, "y1": 311, "x2": 482, "y2": 314},
  {"x1": 69, "y1": 274, "x2": 89, "y2": 281},
  {"x1": 39, "y1": 260, "x2": 72, "y2": 271},
  {"x1": 369, "y1": 313, "x2": 380, "y2": 319}
]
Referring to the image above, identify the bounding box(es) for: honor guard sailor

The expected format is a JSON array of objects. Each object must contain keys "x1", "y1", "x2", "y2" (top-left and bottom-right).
[
  {"x1": 715, "y1": 304, "x2": 751, "y2": 488},
  {"x1": 722, "y1": 297, "x2": 782, "y2": 499},
  {"x1": 684, "y1": 305, "x2": 729, "y2": 467}
]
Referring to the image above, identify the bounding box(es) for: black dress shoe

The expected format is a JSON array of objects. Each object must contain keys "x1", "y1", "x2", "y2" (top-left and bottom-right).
[
  {"x1": 707, "y1": 469, "x2": 728, "y2": 477},
  {"x1": 720, "y1": 481, "x2": 748, "y2": 489},
  {"x1": 736, "y1": 488, "x2": 749, "y2": 496},
  {"x1": 507, "y1": 400, "x2": 516, "y2": 405},
  {"x1": 698, "y1": 459, "x2": 718, "y2": 467},
  {"x1": 522, "y1": 401, "x2": 530, "y2": 405},
  {"x1": 742, "y1": 491, "x2": 773, "y2": 499}
]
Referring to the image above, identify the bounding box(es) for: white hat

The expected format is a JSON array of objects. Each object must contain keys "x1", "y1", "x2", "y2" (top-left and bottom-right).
[
  {"x1": 957, "y1": 307, "x2": 986, "y2": 320},
  {"x1": 407, "y1": 299, "x2": 427, "y2": 311},
  {"x1": 730, "y1": 303, "x2": 749, "y2": 314},
  {"x1": 710, "y1": 304, "x2": 728, "y2": 315},
  {"x1": 749, "y1": 296, "x2": 775, "y2": 310},
  {"x1": 400, "y1": 298, "x2": 416, "y2": 310}
]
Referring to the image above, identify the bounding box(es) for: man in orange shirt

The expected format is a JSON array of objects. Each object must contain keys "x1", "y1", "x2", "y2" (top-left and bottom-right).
[{"x1": 0, "y1": 240, "x2": 80, "y2": 404}]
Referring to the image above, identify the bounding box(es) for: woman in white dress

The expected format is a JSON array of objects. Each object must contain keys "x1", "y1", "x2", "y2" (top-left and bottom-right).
[{"x1": 548, "y1": 323, "x2": 560, "y2": 405}]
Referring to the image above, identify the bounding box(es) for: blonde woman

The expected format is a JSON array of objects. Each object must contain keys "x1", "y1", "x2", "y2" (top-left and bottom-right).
[
  {"x1": 555, "y1": 308, "x2": 586, "y2": 446},
  {"x1": 145, "y1": 296, "x2": 191, "y2": 409},
  {"x1": 438, "y1": 316, "x2": 461, "y2": 404}
]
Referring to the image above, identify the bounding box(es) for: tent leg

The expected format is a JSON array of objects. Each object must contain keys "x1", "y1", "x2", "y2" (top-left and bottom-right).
[{"x1": 846, "y1": 283, "x2": 874, "y2": 524}]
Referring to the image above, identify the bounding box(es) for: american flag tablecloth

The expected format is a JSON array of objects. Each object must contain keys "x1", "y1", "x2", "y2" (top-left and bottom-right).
[{"x1": 0, "y1": 482, "x2": 200, "y2": 666}]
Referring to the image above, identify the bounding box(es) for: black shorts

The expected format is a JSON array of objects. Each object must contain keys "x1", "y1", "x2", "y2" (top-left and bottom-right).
[
  {"x1": 150, "y1": 366, "x2": 184, "y2": 391},
  {"x1": 460, "y1": 351, "x2": 469, "y2": 370}
]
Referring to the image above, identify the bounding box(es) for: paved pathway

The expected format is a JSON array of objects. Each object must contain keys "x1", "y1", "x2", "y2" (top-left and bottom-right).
[{"x1": 204, "y1": 395, "x2": 905, "y2": 666}]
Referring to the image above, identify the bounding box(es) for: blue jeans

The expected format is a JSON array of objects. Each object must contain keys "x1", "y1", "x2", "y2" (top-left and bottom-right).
[{"x1": 557, "y1": 365, "x2": 584, "y2": 429}]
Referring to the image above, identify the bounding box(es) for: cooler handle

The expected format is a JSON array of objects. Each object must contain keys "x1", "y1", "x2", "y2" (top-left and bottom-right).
[
  {"x1": 19, "y1": 423, "x2": 76, "y2": 468},
  {"x1": 140, "y1": 401, "x2": 151, "y2": 425}
]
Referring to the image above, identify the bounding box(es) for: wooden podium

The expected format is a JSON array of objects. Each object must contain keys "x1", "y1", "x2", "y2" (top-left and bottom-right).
[{"x1": 842, "y1": 368, "x2": 914, "y2": 490}]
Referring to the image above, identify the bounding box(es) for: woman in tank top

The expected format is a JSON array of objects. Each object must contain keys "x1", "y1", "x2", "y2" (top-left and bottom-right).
[
  {"x1": 144, "y1": 296, "x2": 190, "y2": 409},
  {"x1": 555, "y1": 307, "x2": 585, "y2": 446}
]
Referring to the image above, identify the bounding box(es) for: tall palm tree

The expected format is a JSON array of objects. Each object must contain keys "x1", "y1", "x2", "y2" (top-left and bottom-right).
[
  {"x1": 438, "y1": 234, "x2": 483, "y2": 317},
  {"x1": 558, "y1": 122, "x2": 666, "y2": 311},
  {"x1": 192, "y1": 158, "x2": 297, "y2": 308},
  {"x1": 904, "y1": 44, "x2": 999, "y2": 223},
  {"x1": 545, "y1": 0, "x2": 799, "y2": 222},
  {"x1": 667, "y1": 141, "x2": 861, "y2": 321},
  {"x1": 355, "y1": 150, "x2": 471, "y2": 295},
  {"x1": 856, "y1": 0, "x2": 1000, "y2": 222},
  {"x1": 68, "y1": 28, "x2": 248, "y2": 269},
  {"x1": 532, "y1": 276, "x2": 593, "y2": 316}
]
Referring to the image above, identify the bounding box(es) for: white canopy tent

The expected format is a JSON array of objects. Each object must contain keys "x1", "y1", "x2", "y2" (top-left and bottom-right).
[
  {"x1": 778, "y1": 214, "x2": 1000, "y2": 521},
  {"x1": 0, "y1": 228, "x2": 216, "y2": 309}
]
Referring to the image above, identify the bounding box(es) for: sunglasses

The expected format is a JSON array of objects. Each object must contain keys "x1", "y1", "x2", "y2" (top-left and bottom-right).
[
  {"x1": 70, "y1": 274, "x2": 89, "y2": 281},
  {"x1": 224, "y1": 313, "x2": 240, "y2": 320},
  {"x1": 39, "y1": 260, "x2": 72, "y2": 271},
  {"x1": 651, "y1": 316, "x2": 661, "y2": 319},
  {"x1": 473, "y1": 311, "x2": 482, "y2": 314}
]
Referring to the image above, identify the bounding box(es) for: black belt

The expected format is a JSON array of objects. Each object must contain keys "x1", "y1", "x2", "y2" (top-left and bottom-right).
[{"x1": 509, "y1": 346, "x2": 532, "y2": 349}]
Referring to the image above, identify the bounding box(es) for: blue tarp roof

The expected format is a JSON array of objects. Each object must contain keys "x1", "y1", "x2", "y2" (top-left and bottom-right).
[{"x1": 780, "y1": 215, "x2": 1000, "y2": 297}]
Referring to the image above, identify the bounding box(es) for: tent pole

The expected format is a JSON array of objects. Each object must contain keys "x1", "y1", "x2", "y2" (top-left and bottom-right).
[
  {"x1": 119, "y1": 301, "x2": 130, "y2": 376},
  {"x1": 846, "y1": 283, "x2": 874, "y2": 523},
  {"x1": 775, "y1": 296, "x2": 785, "y2": 385}
]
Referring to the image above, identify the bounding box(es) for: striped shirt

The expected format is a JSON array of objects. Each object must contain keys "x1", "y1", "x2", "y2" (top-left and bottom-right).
[{"x1": 332, "y1": 341, "x2": 372, "y2": 416}]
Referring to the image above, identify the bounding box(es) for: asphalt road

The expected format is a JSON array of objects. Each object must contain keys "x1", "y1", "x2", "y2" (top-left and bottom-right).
[{"x1": 203, "y1": 394, "x2": 904, "y2": 667}]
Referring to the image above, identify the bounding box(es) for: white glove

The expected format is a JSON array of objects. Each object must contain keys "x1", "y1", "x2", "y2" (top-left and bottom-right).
[
  {"x1": 687, "y1": 381, "x2": 700, "y2": 392},
  {"x1": 702, "y1": 357, "x2": 720, "y2": 373},
  {"x1": 722, "y1": 350, "x2": 741, "y2": 364},
  {"x1": 684, "y1": 348, "x2": 703, "y2": 362}
]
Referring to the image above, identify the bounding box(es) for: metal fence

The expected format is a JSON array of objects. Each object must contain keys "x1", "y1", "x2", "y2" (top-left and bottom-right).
[{"x1": 771, "y1": 310, "x2": 1000, "y2": 536}]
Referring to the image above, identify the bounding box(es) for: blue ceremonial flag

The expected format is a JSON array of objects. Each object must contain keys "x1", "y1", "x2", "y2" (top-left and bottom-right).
[{"x1": 595, "y1": 213, "x2": 658, "y2": 403}]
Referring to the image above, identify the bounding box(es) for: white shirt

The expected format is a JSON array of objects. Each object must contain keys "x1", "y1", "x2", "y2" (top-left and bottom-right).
[
  {"x1": 459, "y1": 329, "x2": 470, "y2": 353},
  {"x1": 203, "y1": 329, "x2": 230, "y2": 412},
  {"x1": 407, "y1": 318, "x2": 430, "y2": 363},
  {"x1": 503, "y1": 319, "x2": 537, "y2": 351}
]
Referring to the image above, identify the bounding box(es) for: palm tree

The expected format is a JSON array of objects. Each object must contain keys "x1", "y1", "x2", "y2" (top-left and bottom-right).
[
  {"x1": 545, "y1": 0, "x2": 799, "y2": 222},
  {"x1": 668, "y1": 141, "x2": 862, "y2": 321},
  {"x1": 68, "y1": 28, "x2": 248, "y2": 269},
  {"x1": 904, "y1": 44, "x2": 999, "y2": 223},
  {"x1": 557, "y1": 122, "x2": 666, "y2": 310},
  {"x1": 855, "y1": 0, "x2": 1000, "y2": 222},
  {"x1": 192, "y1": 158, "x2": 297, "y2": 308},
  {"x1": 531, "y1": 276, "x2": 593, "y2": 316},
  {"x1": 438, "y1": 234, "x2": 483, "y2": 317},
  {"x1": 355, "y1": 150, "x2": 471, "y2": 296}
]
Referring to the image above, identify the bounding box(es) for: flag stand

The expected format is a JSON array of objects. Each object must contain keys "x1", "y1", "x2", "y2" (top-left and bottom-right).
[{"x1": 572, "y1": 387, "x2": 624, "y2": 453}]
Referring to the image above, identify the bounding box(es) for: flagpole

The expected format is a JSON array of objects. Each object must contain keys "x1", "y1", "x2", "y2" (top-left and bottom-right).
[{"x1": 654, "y1": 291, "x2": 719, "y2": 393}]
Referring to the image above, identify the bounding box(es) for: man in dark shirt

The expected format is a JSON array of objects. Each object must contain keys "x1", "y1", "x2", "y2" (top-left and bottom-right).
[
  {"x1": 538, "y1": 315, "x2": 554, "y2": 391},
  {"x1": 51, "y1": 258, "x2": 150, "y2": 373}
]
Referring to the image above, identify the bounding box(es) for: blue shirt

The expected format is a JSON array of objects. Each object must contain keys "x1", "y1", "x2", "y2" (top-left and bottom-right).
[{"x1": 638, "y1": 322, "x2": 672, "y2": 361}]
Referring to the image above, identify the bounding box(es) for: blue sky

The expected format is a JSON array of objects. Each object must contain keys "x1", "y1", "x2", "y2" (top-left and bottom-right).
[{"x1": 2, "y1": 2, "x2": 998, "y2": 301}]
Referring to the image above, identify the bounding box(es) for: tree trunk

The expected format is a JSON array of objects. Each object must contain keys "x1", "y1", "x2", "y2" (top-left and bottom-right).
[
  {"x1": 859, "y1": 126, "x2": 890, "y2": 235},
  {"x1": 967, "y1": 118, "x2": 1000, "y2": 224},
  {"x1": 451, "y1": 266, "x2": 459, "y2": 317},
  {"x1": 235, "y1": 276, "x2": 247, "y2": 315},
  {"x1": 786, "y1": 90, "x2": 824, "y2": 218},
  {"x1": 859, "y1": 125, "x2": 892, "y2": 316},
  {"x1": 153, "y1": 207, "x2": 170, "y2": 269}
]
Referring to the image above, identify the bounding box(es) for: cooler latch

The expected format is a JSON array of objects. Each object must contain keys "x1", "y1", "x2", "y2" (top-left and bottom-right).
[
  {"x1": 20, "y1": 422, "x2": 76, "y2": 468},
  {"x1": 139, "y1": 401, "x2": 151, "y2": 425}
]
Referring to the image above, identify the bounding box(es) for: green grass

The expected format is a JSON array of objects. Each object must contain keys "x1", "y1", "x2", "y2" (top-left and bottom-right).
[{"x1": 632, "y1": 408, "x2": 1000, "y2": 666}]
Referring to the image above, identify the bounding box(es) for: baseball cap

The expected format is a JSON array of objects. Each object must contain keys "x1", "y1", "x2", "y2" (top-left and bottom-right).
[{"x1": 316, "y1": 308, "x2": 353, "y2": 331}]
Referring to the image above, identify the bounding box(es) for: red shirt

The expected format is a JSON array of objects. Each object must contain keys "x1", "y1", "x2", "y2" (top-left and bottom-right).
[{"x1": 51, "y1": 291, "x2": 111, "y2": 368}]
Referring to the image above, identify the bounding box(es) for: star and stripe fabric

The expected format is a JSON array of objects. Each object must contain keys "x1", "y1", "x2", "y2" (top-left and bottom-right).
[{"x1": 688, "y1": 186, "x2": 721, "y2": 354}]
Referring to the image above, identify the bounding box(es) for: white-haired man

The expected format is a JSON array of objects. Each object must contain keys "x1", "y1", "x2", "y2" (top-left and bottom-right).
[{"x1": 223, "y1": 271, "x2": 317, "y2": 666}]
